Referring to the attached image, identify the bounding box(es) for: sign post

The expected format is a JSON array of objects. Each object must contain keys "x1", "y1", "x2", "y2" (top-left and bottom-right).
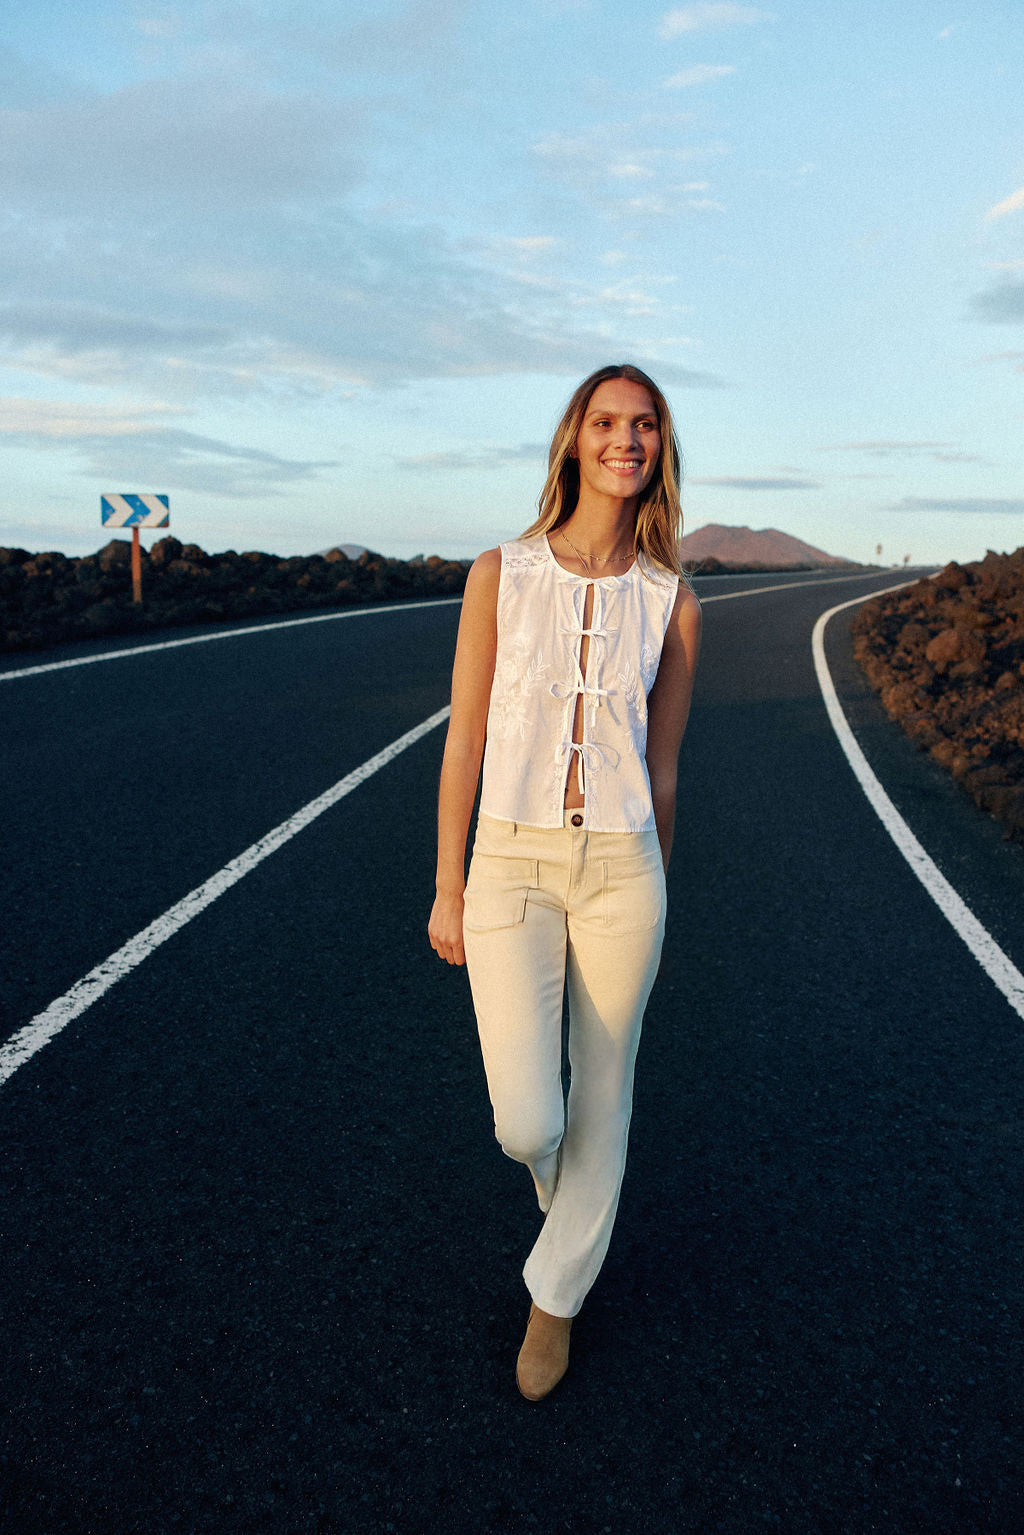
[{"x1": 100, "y1": 495, "x2": 170, "y2": 605}]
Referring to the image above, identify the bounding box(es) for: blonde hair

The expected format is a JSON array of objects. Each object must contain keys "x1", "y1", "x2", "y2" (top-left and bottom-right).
[{"x1": 521, "y1": 363, "x2": 684, "y2": 577}]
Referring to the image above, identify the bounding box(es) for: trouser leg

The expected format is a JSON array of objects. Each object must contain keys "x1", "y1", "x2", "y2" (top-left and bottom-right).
[
  {"x1": 464, "y1": 893, "x2": 568, "y2": 1212},
  {"x1": 522, "y1": 875, "x2": 665, "y2": 1318}
]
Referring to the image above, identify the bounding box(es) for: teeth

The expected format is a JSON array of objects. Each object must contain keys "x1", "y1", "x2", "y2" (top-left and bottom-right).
[{"x1": 604, "y1": 459, "x2": 641, "y2": 469}]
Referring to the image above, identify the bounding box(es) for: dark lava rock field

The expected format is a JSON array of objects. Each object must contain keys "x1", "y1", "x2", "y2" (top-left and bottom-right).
[
  {"x1": 0, "y1": 538, "x2": 470, "y2": 652},
  {"x1": 853, "y1": 548, "x2": 1024, "y2": 842}
]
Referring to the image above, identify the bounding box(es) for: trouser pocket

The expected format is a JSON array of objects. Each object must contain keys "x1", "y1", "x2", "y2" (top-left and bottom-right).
[{"x1": 463, "y1": 853, "x2": 540, "y2": 932}]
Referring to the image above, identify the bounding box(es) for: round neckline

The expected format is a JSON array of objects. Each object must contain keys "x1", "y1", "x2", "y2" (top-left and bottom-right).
[{"x1": 543, "y1": 533, "x2": 640, "y2": 584}]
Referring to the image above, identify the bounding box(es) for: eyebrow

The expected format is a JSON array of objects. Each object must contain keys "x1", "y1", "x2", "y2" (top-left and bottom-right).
[{"x1": 585, "y1": 408, "x2": 657, "y2": 421}]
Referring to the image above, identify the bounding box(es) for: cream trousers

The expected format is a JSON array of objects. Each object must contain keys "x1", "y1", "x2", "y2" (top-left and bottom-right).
[{"x1": 462, "y1": 811, "x2": 666, "y2": 1318}]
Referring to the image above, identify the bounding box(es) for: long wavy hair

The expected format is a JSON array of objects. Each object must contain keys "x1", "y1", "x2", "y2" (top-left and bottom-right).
[{"x1": 520, "y1": 363, "x2": 684, "y2": 576}]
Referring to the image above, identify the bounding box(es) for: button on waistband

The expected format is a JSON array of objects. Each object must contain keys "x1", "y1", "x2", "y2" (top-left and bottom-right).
[{"x1": 570, "y1": 813, "x2": 583, "y2": 827}]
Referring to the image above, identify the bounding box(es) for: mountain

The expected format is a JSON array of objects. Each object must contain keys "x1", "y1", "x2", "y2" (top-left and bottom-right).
[
  {"x1": 679, "y1": 523, "x2": 850, "y2": 567},
  {"x1": 317, "y1": 543, "x2": 367, "y2": 560}
]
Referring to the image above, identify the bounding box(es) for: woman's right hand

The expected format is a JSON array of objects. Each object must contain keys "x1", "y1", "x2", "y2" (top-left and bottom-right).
[{"x1": 428, "y1": 890, "x2": 467, "y2": 967}]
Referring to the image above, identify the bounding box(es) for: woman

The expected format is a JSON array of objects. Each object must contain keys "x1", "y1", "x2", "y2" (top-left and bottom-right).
[{"x1": 428, "y1": 363, "x2": 702, "y2": 1400}]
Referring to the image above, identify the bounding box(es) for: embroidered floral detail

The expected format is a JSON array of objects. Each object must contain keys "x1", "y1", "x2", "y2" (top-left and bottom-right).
[
  {"x1": 489, "y1": 638, "x2": 551, "y2": 741},
  {"x1": 639, "y1": 642, "x2": 659, "y2": 691},
  {"x1": 617, "y1": 658, "x2": 647, "y2": 731}
]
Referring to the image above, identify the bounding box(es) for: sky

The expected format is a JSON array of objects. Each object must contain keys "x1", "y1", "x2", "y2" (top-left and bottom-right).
[{"x1": 0, "y1": 0, "x2": 1022, "y2": 568}]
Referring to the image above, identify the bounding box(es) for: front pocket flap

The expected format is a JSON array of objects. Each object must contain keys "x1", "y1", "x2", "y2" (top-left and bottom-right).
[{"x1": 463, "y1": 855, "x2": 539, "y2": 932}]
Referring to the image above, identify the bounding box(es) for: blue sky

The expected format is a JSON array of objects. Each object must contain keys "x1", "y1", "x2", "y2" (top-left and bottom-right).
[{"x1": 1, "y1": 0, "x2": 1021, "y2": 566}]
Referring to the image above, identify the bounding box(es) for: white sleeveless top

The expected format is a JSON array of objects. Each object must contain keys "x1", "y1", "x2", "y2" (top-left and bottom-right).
[{"x1": 479, "y1": 536, "x2": 680, "y2": 832}]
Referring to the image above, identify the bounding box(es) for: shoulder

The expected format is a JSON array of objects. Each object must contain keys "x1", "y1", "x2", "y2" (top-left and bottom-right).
[
  {"x1": 668, "y1": 580, "x2": 701, "y2": 634},
  {"x1": 468, "y1": 546, "x2": 502, "y2": 582},
  {"x1": 670, "y1": 580, "x2": 701, "y2": 621},
  {"x1": 462, "y1": 546, "x2": 502, "y2": 615},
  {"x1": 661, "y1": 582, "x2": 702, "y2": 663}
]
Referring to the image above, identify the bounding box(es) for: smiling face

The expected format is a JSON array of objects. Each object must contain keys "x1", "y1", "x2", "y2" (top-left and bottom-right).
[{"x1": 572, "y1": 377, "x2": 662, "y2": 508}]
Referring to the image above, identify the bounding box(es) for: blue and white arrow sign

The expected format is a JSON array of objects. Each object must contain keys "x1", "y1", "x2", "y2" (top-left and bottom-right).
[{"x1": 101, "y1": 494, "x2": 170, "y2": 528}]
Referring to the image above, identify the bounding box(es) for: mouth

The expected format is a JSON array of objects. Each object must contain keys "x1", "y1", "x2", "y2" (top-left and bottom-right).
[{"x1": 602, "y1": 458, "x2": 644, "y2": 473}]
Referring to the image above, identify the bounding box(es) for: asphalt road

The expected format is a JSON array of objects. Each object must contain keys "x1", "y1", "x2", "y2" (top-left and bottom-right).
[{"x1": 2, "y1": 569, "x2": 1023, "y2": 1534}]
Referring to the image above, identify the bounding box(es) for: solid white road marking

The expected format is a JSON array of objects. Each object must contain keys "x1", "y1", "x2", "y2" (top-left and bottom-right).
[
  {"x1": 0, "y1": 597, "x2": 463, "y2": 682},
  {"x1": 0, "y1": 706, "x2": 452, "y2": 1087},
  {"x1": 813, "y1": 588, "x2": 1024, "y2": 1022},
  {"x1": 0, "y1": 571, "x2": 916, "y2": 683},
  {"x1": 700, "y1": 569, "x2": 929, "y2": 604}
]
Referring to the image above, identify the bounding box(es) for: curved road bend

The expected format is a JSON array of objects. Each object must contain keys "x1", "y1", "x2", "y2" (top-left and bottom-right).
[{"x1": 1, "y1": 570, "x2": 1022, "y2": 1533}]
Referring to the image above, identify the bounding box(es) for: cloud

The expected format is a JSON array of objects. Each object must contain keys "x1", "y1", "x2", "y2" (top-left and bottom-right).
[
  {"x1": 534, "y1": 129, "x2": 722, "y2": 180},
  {"x1": 0, "y1": 398, "x2": 336, "y2": 496},
  {"x1": 395, "y1": 443, "x2": 547, "y2": 471},
  {"x1": 818, "y1": 440, "x2": 982, "y2": 462},
  {"x1": 688, "y1": 475, "x2": 820, "y2": 490},
  {"x1": 0, "y1": 78, "x2": 361, "y2": 217},
  {"x1": 0, "y1": 398, "x2": 188, "y2": 437},
  {"x1": 972, "y1": 349, "x2": 1024, "y2": 373},
  {"x1": 494, "y1": 237, "x2": 558, "y2": 255},
  {"x1": 985, "y1": 187, "x2": 1024, "y2": 220},
  {"x1": 658, "y1": 3, "x2": 771, "y2": 39},
  {"x1": 0, "y1": 42, "x2": 731, "y2": 414},
  {"x1": 664, "y1": 64, "x2": 737, "y2": 88},
  {"x1": 889, "y1": 497, "x2": 1024, "y2": 515},
  {"x1": 971, "y1": 281, "x2": 1024, "y2": 322}
]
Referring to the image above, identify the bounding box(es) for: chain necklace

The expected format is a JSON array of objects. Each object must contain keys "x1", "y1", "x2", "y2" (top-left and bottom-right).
[{"x1": 559, "y1": 527, "x2": 634, "y2": 575}]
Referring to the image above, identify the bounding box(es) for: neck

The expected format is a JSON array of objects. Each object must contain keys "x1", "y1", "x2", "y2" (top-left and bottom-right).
[{"x1": 560, "y1": 500, "x2": 637, "y2": 560}]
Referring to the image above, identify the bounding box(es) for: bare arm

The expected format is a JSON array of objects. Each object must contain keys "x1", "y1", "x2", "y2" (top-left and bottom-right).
[
  {"x1": 646, "y1": 584, "x2": 702, "y2": 871},
  {"x1": 427, "y1": 547, "x2": 501, "y2": 966}
]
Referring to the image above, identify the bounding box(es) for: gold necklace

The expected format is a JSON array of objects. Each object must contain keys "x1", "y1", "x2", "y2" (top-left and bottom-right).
[{"x1": 559, "y1": 528, "x2": 634, "y2": 574}]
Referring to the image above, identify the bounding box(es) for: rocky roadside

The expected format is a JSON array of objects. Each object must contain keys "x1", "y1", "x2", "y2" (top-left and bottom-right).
[
  {"x1": 0, "y1": 537, "x2": 471, "y2": 653},
  {"x1": 852, "y1": 547, "x2": 1024, "y2": 842}
]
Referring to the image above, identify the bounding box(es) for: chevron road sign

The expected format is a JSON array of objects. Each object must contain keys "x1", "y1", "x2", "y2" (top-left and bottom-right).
[
  {"x1": 101, "y1": 494, "x2": 170, "y2": 527},
  {"x1": 100, "y1": 494, "x2": 171, "y2": 604}
]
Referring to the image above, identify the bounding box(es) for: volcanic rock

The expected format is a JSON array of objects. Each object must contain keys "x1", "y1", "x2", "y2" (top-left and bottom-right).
[
  {"x1": 852, "y1": 547, "x2": 1024, "y2": 841},
  {"x1": 0, "y1": 538, "x2": 472, "y2": 653}
]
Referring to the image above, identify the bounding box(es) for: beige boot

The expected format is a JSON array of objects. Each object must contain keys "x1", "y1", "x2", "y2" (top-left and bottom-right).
[{"x1": 516, "y1": 1303, "x2": 573, "y2": 1400}]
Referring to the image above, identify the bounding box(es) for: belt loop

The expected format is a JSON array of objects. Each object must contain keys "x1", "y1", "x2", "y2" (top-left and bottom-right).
[{"x1": 512, "y1": 821, "x2": 517, "y2": 837}]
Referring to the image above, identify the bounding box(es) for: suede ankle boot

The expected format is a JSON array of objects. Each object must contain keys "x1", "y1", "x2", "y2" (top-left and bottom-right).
[{"x1": 516, "y1": 1303, "x2": 573, "y2": 1400}]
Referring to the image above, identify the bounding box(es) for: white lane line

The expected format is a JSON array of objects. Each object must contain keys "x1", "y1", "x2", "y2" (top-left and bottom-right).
[
  {"x1": 0, "y1": 597, "x2": 463, "y2": 682},
  {"x1": 813, "y1": 588, "x2": 1024, "y2": 1022},
  {"x1": 1, "y1": 572, "x2": 914, "y2": 682},
  {"x1": 0, "y1": 705, "x2": 451, "y2": 1088},
  {"x1": 701, "y1": 569, "x2": 933, "y2": 605}
]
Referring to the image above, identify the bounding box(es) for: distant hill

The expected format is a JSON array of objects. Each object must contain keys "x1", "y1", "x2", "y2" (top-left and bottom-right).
[
  {"x1": 680, "y1": 523, "x2": 850, "y2": 567},
  {"x1": 317, "y1": 543, "x2": 367, "y2": 560}
]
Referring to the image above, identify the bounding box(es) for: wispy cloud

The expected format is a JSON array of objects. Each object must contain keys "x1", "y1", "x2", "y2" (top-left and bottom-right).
[
  {"x1": 395, "y1": 443, "x2": 546, "y2": 471},
  {"x1": 818, "y1": 440, "x2": 982, "y2": 462},
  {"x1": 658, "y1": 3, "x2": 771, "y2": 39},
  {"x1": 0, "y1": 398, "x2": 336, "y2": 496},
  {"x1": 889, "y1": 496, "x2": 1024, "y2": 515},
  {"x1": 970, "y1": 281, "x2": 1024, "y2": 322},
  {"x1": 972, "y1": 349, "x2": 1024, "y2": 373},
  {"x1": 985, "y1": 186, "x2": 1024, "y2": 221},
  {"x1": 0, "y1": 398, "x2": 188, "y2": 437},
  {"x1": 688, "y1": 475, "x2": 820, "y2": 490},
  {"x1": 664, "y1": 64, "x2": 737, "y2": 88}
]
